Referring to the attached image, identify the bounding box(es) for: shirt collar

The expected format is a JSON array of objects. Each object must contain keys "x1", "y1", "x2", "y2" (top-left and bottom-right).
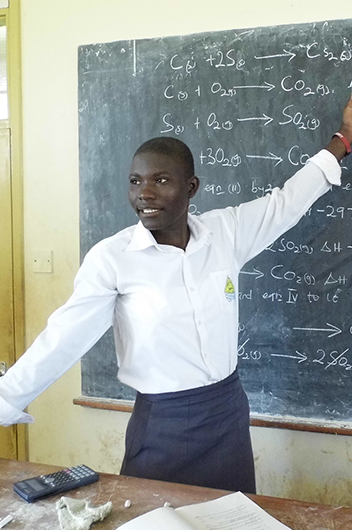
[
  {"x1": 187, "y1": 214, "x2": 212, "y2": 253},
  {"x1": 125, "y1": 214, "x2": 212, "y2": 253}
]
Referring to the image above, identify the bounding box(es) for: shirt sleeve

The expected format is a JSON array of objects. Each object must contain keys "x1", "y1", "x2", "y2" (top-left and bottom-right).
[
  {"x1": 232, "y1": 149, "x2": 341, "y2": 268},
  {"x1": 0, "y1": 247, "x2": 118, "y2": 426}
]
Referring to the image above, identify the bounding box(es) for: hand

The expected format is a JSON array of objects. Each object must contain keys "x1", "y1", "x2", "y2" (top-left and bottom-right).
[
  {"x1": 325, "y1": 94, "x2": 352, "y2": 162},
  {"x1": 338, "y1": 93, "x2": 352, "y2": 144}
]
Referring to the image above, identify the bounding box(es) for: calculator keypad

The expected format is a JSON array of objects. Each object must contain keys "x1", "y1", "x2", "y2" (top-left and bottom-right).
[
  {"x1": 41, "y1": 465, "x2": 97, "y2": 487},
  {"x1": 14, "y1": 465, "x2": 99, "y2": 502}
]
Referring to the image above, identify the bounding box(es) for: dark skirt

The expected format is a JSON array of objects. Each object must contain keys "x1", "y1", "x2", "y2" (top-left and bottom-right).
[{"x1": 120, "y1": 369, "x2": 256, "y2": 493}]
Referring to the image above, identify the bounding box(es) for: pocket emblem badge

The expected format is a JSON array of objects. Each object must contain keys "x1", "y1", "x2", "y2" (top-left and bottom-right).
[{"x1": 224, "y1": 276, "x2": 235, "y2": 302}]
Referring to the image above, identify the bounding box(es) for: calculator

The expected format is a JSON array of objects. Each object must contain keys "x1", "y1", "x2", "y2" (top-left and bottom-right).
[{"x1": 13, "y1": 464, "x2": 99, "y2": 502}]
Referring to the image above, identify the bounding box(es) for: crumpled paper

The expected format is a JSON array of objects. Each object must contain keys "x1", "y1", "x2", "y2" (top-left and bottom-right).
[{"x1": 56, "y1": 496, "x2": 112, "y2": 530}]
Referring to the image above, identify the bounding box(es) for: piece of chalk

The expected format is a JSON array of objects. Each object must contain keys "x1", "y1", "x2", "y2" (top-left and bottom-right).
[
  {"x1": 124, "y1": 499, "x2": 131, "y2": 508},
  {"x1": 0, "y1": 515, "x2": 13, "y2": 529},
  {"x1": 164, "y1": 502, "x2": 171, "y2": 508}
]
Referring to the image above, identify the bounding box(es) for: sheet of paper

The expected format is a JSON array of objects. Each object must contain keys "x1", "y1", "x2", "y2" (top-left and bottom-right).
[
  {"x1": 176, "y1": 492, "x2": 292, "y2": 530},
  {"x1": 118, "y1": 506, "x2": 195, "y2": 530}
]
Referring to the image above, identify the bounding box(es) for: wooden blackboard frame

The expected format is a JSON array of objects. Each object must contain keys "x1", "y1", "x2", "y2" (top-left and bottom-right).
[{"x1": 73, "y1": 396, "x2": 352, "y2": 435}]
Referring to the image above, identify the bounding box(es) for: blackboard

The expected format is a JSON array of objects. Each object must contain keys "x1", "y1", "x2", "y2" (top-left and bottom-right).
[{"x1": 78, "y1": 19, "x2": 352, "y2": 428}]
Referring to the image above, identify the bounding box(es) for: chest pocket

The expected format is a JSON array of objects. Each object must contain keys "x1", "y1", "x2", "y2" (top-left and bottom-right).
[{"x1": 209, "y1": 269, "x2": 236, "y2": 313}]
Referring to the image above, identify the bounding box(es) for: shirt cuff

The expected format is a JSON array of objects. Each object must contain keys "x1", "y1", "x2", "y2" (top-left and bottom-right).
[
  {"x1": 308, "y1": 149, "x2": 342, "y2": 186},
  {"x1": 0, "y1": 396, "x2": 35, "y2": 427}
]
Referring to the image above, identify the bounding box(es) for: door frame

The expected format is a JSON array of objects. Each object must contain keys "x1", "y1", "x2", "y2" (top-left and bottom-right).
[{"x1": 0, "y1": 0, "x2": 26, "y2": 460}]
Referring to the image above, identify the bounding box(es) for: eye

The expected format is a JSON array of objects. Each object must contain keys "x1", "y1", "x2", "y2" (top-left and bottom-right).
[
  {"x1": 129, "y1": 177, "x2": 140, "y2": 185},
  {"x1": 157, "y1": 177, "x2": 168, "y2": 184}
]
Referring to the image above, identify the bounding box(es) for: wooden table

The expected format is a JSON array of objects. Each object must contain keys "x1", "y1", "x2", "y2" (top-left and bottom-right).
[{"x1": 1, "y1": 459, "x2": 352, "y2": 529}]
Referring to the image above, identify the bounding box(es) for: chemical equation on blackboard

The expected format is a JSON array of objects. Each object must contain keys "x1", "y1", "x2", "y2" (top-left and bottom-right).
[
  {"x1": 157, "y1": 35, "x2": 352, "y2": 139},
  {"x1": 238, "y1": 323, "x2": 352, "y2": 369}
]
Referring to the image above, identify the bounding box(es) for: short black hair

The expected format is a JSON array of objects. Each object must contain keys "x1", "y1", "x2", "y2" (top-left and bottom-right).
[{"x1": 133, "y1": 137, "x2": 195, "y2": 178}]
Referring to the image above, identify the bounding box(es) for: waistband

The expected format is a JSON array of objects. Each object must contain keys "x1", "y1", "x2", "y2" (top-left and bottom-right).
[{"x1": 137, "y1": 369, "x2": 239, "y2": 405}]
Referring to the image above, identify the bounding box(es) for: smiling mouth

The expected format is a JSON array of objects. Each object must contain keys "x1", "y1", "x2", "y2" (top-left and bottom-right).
[{"x1": 139, "y1": 208, "x2": 160, "y2": 214}]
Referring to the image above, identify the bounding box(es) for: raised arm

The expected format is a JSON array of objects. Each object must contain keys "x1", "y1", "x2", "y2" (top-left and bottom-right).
[{"x1": 232, "y1": 96, "x2": 352, "y2": 268}]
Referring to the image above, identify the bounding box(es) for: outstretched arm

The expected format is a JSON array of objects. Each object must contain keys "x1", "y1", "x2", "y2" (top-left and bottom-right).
[
  {"x1": 232, "y1": 96, "x2": 352, "y2": 267},
  {"x1": 0, "y1": 250, "x2": 117, "y2": 426},
  {"x1": 325, "y1": 95, "x2": 352, "y2": 162}
]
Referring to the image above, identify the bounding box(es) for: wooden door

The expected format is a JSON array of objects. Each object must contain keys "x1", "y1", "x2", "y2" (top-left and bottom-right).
[{"x1": 0, "y1": 128, "x2": 17, "y2": 458}]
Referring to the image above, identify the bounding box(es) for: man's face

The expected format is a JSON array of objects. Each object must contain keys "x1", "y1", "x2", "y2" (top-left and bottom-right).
[{"x1": 128, "y1": 151, "x2": 199, "y2": 244}]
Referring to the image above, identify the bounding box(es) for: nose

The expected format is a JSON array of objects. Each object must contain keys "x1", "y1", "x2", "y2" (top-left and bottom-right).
[{"x1": 138, "y1": 181, "x2": 156, "y2": 200}]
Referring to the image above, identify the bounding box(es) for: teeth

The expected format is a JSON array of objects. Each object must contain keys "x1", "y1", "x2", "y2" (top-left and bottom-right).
[{"x1": 142, "y1": 208, "x2": 158, "y2": 213}]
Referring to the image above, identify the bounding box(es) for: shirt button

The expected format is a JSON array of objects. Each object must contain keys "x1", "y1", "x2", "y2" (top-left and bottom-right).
[
  {"x1": 190, "y1": 287, "x2": 195, "y2": 292},
  {"x1": 198, "y1": 320, "x2": 202, "y2": 326}
]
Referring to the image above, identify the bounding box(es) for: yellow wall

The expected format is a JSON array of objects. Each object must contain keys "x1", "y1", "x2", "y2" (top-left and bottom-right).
[{"x1": 21, "y1": 0, "x2": 352, "y2": 506}]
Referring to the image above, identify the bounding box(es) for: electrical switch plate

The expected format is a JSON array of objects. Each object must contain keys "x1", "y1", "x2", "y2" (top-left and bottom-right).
[{"x1": 32, "y1": 250, "x2": 53, "y2": 273}]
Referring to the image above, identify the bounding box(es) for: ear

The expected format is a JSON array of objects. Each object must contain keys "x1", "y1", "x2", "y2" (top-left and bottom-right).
[{"x1": 188, "y1": 176, "x2": 200, "y2": 198}]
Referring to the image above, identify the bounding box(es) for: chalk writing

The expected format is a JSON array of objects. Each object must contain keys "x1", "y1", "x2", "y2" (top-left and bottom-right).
[
  {"x1": 199, "y1": 148, "x2": 242, "y2": 167},
  {"x1": 205, "y1": 49, "x2": 245, "y2": 69},
  {"x1": 279, "y1": 104, "x2": 320, "y2": 130}
]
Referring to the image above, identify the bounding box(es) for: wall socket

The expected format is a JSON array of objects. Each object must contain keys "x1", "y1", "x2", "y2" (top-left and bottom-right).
[{"x1": 32, "y1": 250, "x2": 53, "y2": 273}]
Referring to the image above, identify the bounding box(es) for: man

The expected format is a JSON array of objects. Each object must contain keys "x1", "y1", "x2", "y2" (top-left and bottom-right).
[{"x1": 1, "y1": 97, "x2": 352, "y2": 493}]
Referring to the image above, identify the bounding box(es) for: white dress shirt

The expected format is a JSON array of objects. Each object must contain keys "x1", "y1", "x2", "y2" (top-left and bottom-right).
[{"x1": 0, "y1": 150, "x2": 341, "y2": 426}]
